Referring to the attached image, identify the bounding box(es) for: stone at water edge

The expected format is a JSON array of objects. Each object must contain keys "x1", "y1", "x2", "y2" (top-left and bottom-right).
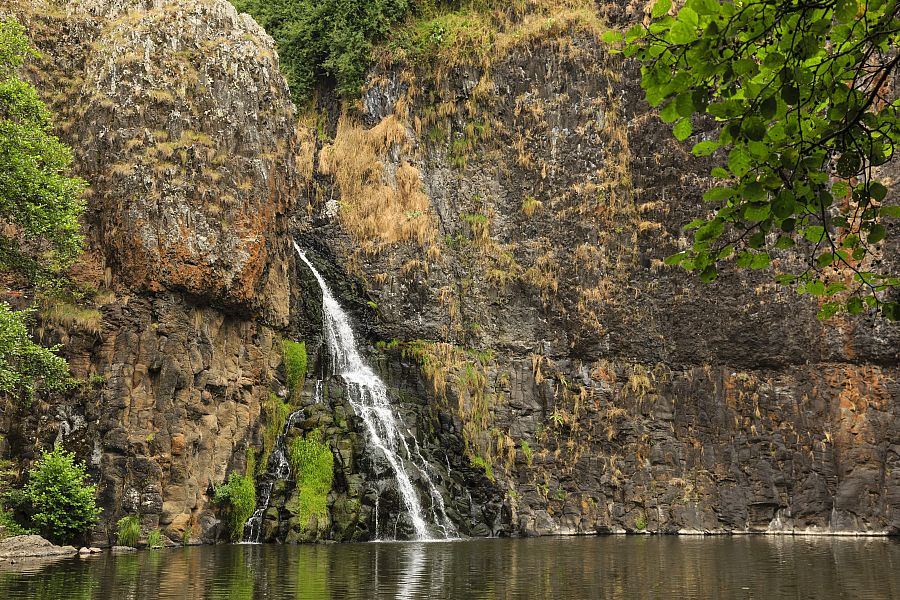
[{"x1": 0, "y1": 535, "x2": 78, "y2": 559}]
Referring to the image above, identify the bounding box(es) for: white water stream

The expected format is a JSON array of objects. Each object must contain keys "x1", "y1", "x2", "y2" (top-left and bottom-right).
[{"x1": 294, "y1": 242, "x2": 456, "y2": 540}]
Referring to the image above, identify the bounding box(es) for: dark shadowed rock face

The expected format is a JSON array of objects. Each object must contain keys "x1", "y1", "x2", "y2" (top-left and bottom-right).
[{"x1": 301, "y1": 24, "x2": 900, "y2": 536}]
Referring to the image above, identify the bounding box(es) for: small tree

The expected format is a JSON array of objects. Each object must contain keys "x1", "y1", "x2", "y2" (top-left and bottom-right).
[{"x1": 25, "y1": 446, "x2": 101, "y2": 544}]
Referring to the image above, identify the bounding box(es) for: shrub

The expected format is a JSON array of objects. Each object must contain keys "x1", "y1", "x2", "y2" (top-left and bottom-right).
[
  {"x1": 635, "y1": 514, "x2": 647, "y2": 531},
  {"x1": 0, "y1": 508, "x2": 31, "y2": 537},
  {"x1": 146, "y1": 529, "x2": 163, "y2": 549},
  {"x1": 24, "y1": 447, "x2": 101, "y2": 544},
  {"x1": 116, "y1": 515, "x2": 140, "y2": 547},
  {"x1": 471, "y1": 454, "x2": 493, "y2": 482},
  {"x1": 214, "y1": 472, "x2": 256, "y2": 541},
  {"x1": 282, "y1": 339, "x2": 307, "y2": 396},
  {"x1": 520, "y1": 441, "x2": 533, "y2": 466},
  {"x1": 230, "y1": 0, "x2": 423, "y2": 102},
  {"x1": 287, "y1": 430, "x2": 334, "y2": 524}
]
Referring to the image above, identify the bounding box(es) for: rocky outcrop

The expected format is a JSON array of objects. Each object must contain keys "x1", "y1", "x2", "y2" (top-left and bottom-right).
[
  {"x1": 0, "y1": 535, "x2": 77, "y2": 559},
  {"x1": 300, "y1": 15, "x2": 900, "y2": 536},
  {"x1": 0, "y1": 0, "x2": 300, "y2": 543}
]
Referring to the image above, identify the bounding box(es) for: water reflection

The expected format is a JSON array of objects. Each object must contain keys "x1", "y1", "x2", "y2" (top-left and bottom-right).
[{"x1": 0, "y1": 536, "x2": 897, "y2": 599}]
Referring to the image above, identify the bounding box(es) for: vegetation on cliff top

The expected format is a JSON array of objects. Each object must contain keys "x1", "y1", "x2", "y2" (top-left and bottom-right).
[
  {"x1": 0, "y1": 18, "x2": 86, "y2": 400},
  {"x1": 230, "y1": 0, "x2": 602, "y2": 103},
  {"x1": 619, "y1": 0, "x2": 900, "y2": 320}
]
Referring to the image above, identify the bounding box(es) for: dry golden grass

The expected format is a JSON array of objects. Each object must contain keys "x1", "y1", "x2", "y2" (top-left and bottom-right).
[
  {"x1": 41, "y1": 301, "x2": 103, "y2": 336},
  {"x1": 318, "y1": 115, "x2": 436, "y2": 254}
]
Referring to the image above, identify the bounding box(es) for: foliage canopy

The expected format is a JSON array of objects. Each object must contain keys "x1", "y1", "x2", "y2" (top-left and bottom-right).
[
  {"x1": 0, "y1": 18, "x2": 85, "y2": 398},
  {"x1": 24, "y1": 446, "x2": 101, "y2": 544},
  {"x1": 230, "y1": 0, "x2": 422, "y2": 103},
  {"x1": 616, "y1": 0, "x2": 900, "y2": 320}
]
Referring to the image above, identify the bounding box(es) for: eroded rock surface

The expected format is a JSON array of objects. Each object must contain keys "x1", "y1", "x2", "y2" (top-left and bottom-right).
[
  {"x1": 301, "y1": 22, "x2": 900, "y2": 536},
  {"x1": 0, "y1": 0, "x2": 299, "y2": 543}
]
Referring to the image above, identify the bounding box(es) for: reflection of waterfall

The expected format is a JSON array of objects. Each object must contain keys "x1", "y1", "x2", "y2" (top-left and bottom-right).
[{"x1": 295, "y1": 242, "x2": 456, "y2": 540}]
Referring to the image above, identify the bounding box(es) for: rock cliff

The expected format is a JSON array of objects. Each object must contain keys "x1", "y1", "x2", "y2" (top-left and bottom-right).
[
  {"x1": 299, "y1": 9, "x2": 900, "y2": 535},
  {"x1": 1, "y1": 0, "x2": 897, "y2": 543},
  {"x1": 1, "y1": 0, "x2": 300, "y2": 542}
]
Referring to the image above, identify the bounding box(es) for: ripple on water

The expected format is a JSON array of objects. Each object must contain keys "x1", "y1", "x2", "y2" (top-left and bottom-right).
[{"x1": 0, "y1": 536, "x2": 898, "y2": 599}]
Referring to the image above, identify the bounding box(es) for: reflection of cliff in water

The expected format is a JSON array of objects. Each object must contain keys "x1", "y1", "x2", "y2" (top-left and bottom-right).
[{"x1": 1, "y1": 537, "x2": 899, "y2": 599}]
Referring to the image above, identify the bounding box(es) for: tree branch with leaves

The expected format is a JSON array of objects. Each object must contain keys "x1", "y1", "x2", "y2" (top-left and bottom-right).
[{"x1": 609, "y1": 0, "x2": 900, "y2": 320}]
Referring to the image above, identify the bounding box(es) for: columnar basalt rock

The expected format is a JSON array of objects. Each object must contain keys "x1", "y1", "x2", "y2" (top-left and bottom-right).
[
  {"x1": 0, "y1": 0, "x2": 299, "y2": 542},
  {"x1": 302, "y1": 25, "x2": 900, "y2": 536}
]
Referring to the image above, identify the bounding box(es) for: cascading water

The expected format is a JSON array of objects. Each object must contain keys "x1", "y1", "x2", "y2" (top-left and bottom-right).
[
  {"x1": 243, "y1": 406, "x2": 305, "y2": 543},
  {"x1": 294, "y1": 242, "x2": 456, "y2": 540}
]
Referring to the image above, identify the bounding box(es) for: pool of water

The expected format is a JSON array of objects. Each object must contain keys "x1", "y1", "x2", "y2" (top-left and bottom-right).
[{"x1": 0, "y1": 535, "x2": 898, "y2": 599}]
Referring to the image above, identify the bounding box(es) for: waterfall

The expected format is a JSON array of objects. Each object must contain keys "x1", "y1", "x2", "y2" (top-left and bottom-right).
[
  {"x1": 243, "y1": 406, "x2": 304, "y2": 543},
  {"x1": 294, "y1": 242, "x2": 456, "y2": 541}
]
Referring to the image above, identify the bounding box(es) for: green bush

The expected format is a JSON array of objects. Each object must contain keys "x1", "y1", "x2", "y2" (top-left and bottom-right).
[
  {"x1": 281, "y1": 340, "x2": 307, "y2": 396},
  {"x1": 230, "y1": 0, "x2": 421, "y2": 102},
  {"x1": 116, "y1": 515, "x2": 140, "y2": 547},
  {"x1": 24, "y1": 447, "x2": 101, "y2": 544},
  {"x1": 471, "y1": 454, "x2": 494, "y2": 481},
  {"x1": 287, "y1": 430, "x2": 334, "y2": 524},
  {"x1": 146, "y1": 529, "x2": 163, "y2": 549},
  {"x1": 0, "y1": 508, "x2": 31, "y2": 537},
  {"x1": 520, "y1": 440, "x2": 533, "y2": 466},
  {"x1": 214, "y1": 472, "x2": 256, "y2": 541}
]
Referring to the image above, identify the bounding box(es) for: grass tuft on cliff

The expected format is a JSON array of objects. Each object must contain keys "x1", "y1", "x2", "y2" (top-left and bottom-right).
[
  {"x1": 287, "y1": 429, "x2": 334, "y2": 528},
  {"x1": 281, "y1": 339, "x2": 307, "y2": 396},
  {"x1": 214, "y1": 472, "x2": 256, "y2": 541}
]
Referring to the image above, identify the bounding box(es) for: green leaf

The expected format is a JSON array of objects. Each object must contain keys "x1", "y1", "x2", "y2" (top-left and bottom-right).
[
  {"x1": 760, "y1": 96, "x2": 777, "y2": 120},
  {"x1": 868, "y1": 223, "x2": 886, "y2": 243},
  {"x1": 727, "y1": 147, "x2": 751, "y2": 177},
  {"x1": 782, "y1": 85, "x2": 800, "y2": 105},
  {"x1": 880, "y1": 206, "x2": 900, "y2": 218},
  {"x1": 742, "y1": 182, "x2": 766, "y2": 202},
  {"x1": 660, "y1": 100, "x2": 680, "y2": 123},
  {"x1": 816, "y1": 252, "x2": 834, "y2": 268},
  {"x1": 834, "y1": 0, "x2": 857, "y2": 23},
  {"x1": 711, "y1": 167, "x2": 730, "y2": 178},
  {"x1": 669, "y1": 21, "x2": 697, "y2": 44},
  {"x1": 700, "y1": 265, "x2": 718, "y2": 282},
  {"x1": 817, "y1": 302, "x2": 841, "y2": 320},
  {"x1": 869, "y1": 182, "x2": 887, "y2": 201},
  {"x1": 651, "y1": 0, "x2": 672, "y2": 18},
  {"x1": 847, "y1": 297, "x2": 864, "y2": 315},
  {"x1": 695, "y1": 219, "x2": 724, "y2": 242},
  {"x1": 750, "y1": 253, "x2": 770, "y2": 270},
  {"x1": 692, "y1": 140, "x2": 719, "y2": 156},
  {"x1": 831, "y1": 181, "x2": 850, "y2": 199},
  {"x1": 601, "y1": 30, "x2": 623, "y2": 44},
  {"x1": 804, "y1": 226, "x2": 825, "y2": 243},
  {"x1": 673, "y1": 117, "x2": 693, "y2": 140},
  {"x1": 774, "y1": 236, "x2": 795, "y2": 249},
  {"x1": 806, "y1": 280, "x2": 826, "y2": 296},
  {"x1": 703, "y1": 186, "x2": 732, "y2": 202}
]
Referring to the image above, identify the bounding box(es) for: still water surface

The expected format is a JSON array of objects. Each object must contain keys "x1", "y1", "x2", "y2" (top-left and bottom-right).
[{"x1": 0, "y1": 536, "x2": 898, "y2": 599}]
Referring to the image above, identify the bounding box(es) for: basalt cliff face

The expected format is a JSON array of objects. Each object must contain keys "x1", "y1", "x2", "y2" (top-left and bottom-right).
[
  {"x1": 1, "y1": 0, "x2": 300, "y2": 542},
  {"x1": 2, "y1": 0, "x2": 899, "y2": 544},
  {"x1": 301, "y1": 10, "x2": 900, "y2": 536}
]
